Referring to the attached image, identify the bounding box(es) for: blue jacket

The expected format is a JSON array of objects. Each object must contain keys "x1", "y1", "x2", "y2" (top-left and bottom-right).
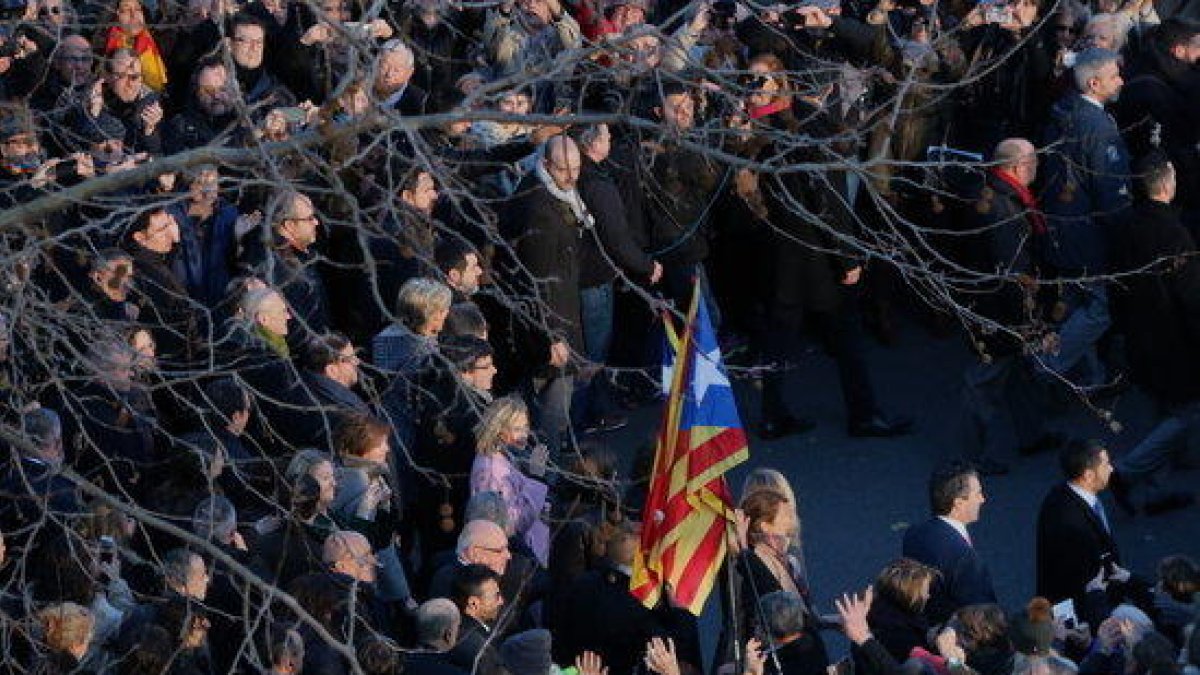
[
  {"x1": 170, "y1": 201, "x2": 238, "y2": 308},
  {"x1": 901, "y1": 518, "x2": 998, "y2": 625},
  {"x1": 1039, "y1": 92, "x2": 1132, "y2": 273}
]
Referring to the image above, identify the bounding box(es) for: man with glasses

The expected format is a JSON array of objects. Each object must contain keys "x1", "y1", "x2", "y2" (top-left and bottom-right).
[
  {"x1": 31, "y1": 34, "x2": 91, "y2": 112},
  {"x1": 227, "y1": 12, "x2": 296, "y2": 111},
  {"x1": 91, "y1": 48, "x2": 163, "y2": 155},
  {"x1": 240, "y1": 189, "x2": 330, "y2": 344}
]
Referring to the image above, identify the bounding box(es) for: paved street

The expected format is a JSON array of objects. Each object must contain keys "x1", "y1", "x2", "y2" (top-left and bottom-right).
[{"x1": 605, "y1": 314, "x2": 1200, "y2": 663}]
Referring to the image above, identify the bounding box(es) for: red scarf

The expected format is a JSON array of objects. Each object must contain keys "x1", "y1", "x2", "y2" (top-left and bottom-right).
[
  {"x1": 747, "y1": 99, "x2": 792, "y2": 120},
  {"x1": 991, "y1": 168, "x2": 1046, "y2": 235}
]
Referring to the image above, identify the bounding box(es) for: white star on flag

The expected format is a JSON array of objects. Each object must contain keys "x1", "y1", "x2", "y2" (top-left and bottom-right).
[{"x1": 692, "y1": 348, "x2": 730, "y2": 403}]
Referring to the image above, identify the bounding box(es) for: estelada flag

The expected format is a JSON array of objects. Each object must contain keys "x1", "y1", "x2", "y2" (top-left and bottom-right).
[{"x1": 630, "y1": 280, "x2": 750, "y2": 615}]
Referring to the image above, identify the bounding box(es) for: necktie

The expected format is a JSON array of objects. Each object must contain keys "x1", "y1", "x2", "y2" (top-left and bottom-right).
[{"x1": 1092, "y1": 499, "x2": 1110, "y2": 533}]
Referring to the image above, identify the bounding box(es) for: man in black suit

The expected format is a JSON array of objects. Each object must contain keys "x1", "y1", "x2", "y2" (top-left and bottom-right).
[
  {"x1": 902, "y1": 462, "x2": 997, "y2": 625},
  {"x1": 447, "y1": 563, "x2": 505, "y2": 675},
  {"x1": 1036, "y1": 440, "x2": 1129, "y2": 614},
  {"x1": 375, "y1": 40, "x2": 428, "y2": 116},
  {"x1": 405, "y1": 598, "x2": 470, "y2": 675}
]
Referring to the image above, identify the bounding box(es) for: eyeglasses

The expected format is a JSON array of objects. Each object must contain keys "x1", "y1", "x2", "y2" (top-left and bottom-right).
[
  {"x1": 41, "y1": 6, "x2": 63, "y2": 14},
  {"x1": 113, "y1": 71, "x2": 143, "y2": 82}
]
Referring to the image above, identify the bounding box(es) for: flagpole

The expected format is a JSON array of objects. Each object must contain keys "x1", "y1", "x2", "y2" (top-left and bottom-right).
[{"x1": 723, "y1": 514, "x2": 743, "y2": 674}]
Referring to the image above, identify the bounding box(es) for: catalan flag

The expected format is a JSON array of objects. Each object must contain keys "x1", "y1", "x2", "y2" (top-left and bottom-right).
[{"x1": 631, "y1": 281, "x2": 750, "y2": 615}]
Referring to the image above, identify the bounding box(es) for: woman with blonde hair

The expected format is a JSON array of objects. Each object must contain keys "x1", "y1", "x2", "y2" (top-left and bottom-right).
[
  {"x1": 36, "y1": 602, "x2": 96, "y2": 674},
  {"x1": 868, "y1": 558, "x2": 939, "y2": 662},
  {"x1": 471, "y1": 395, "x2": 550, "y2": 565}
]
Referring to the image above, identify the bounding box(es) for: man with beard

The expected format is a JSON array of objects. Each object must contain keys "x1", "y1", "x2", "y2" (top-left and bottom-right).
[
  {"x1": 164, "y1": 56, "x2": 242, "y2": 154},
  {"x1": 227, "y1": 12, "x2": 297, "y2": 113}
]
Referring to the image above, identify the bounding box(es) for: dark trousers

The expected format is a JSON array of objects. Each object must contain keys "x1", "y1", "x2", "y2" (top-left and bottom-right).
[{"x1": 760, "y1": 294, "x2": 878, "y2": 425}]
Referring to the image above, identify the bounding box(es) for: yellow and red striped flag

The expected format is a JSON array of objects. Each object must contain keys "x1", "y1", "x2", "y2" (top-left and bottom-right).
[{"x1": 630, "y1": 281, "x2": 750, "y2": 615}]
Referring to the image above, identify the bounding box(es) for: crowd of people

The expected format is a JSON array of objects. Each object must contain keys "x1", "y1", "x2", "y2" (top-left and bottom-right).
[{"x1": 0, "y1": 0, "x2": 1198, "y2": 669}]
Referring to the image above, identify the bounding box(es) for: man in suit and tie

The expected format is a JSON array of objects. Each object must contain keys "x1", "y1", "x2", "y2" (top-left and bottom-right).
[
  {"x1": 1036, "y1": 440, "x2": 1129, "y2": 614},
  {"x1": 902, "y1": 461, "x2": 997, "y2": 625}
]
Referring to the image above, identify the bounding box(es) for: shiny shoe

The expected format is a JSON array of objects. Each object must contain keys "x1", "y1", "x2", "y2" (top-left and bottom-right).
[
  {"x1": 847, "y1": 414, "x2": 914, "y2": 438},
  {"x1": 757, "y1": 414, "x2": 816, "y2": 440}
]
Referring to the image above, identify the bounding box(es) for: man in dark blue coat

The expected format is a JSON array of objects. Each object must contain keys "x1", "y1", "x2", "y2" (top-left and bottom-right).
[
  {"x1": 1038, "y1": 47, "x2": 1132, "y2": 388},
  {"x1": 902, "y1": 462, "x2": 997, "y2": 626}
]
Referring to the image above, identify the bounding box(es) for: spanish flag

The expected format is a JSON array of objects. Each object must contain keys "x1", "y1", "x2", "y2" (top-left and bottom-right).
[{"x1": 631, "y1": 280, "x2": 750, "y2": 615}]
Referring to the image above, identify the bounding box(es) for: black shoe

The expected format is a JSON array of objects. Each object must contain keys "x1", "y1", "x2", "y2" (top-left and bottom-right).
[
  {"x1": 758, "y1": 414, "x2": 816, "y2": 440},
  {"x1": 847, "y1": 414, "x2": 913, "y2": 438},
  {"x1": 583, "y1": 415, "x2": 629, "y2": 434},
  {"x1": 973, "y1": 457, "x2": 1011, "y2": 476},
  {"x1": 1108, "y1": 471, "x2": 1137, "y2": 516},
  {"x1": 1019, "y1": 432, "x2": 1069, "y2": 457},
  {"x1": 1144, "y1": 491, "x2": 1196, "y2": 516}
]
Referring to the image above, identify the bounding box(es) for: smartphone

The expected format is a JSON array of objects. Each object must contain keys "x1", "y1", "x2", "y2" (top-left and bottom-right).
[
  {"x1": 343, "y1": 21, "x2": 374, "y2": 38},
  {"x1": 99, "y1": 535, "x2": 116, "y2": 564},
  {"x1": 1052, "y1": 598, "x2": 1078, "y2": 627}
]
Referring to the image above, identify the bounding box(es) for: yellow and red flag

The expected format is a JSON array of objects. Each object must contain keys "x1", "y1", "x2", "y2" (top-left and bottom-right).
[{"x1": 630, "y1": 281, "x2": 750, "y2": 615}]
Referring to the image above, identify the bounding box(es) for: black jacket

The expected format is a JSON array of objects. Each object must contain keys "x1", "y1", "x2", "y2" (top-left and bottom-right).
[
  {"x1": 1110, "y1": 200, "x2": 1200, "y2": 405},
  {"x1": 498, "y1": 173, "x2": 586, "y2": 357},
  {"x1": 1035, "y1": 482, "x2": 1120, "y2": 610},
  {"x1": 577, "y1": 155, "x2": 656, "y2": 288},
  {"x1": 447, "y1": 616, "x2": 502, "y2": 675},
  {"x1": 966, "y1": 170, "x2": 1044, "y2": 357}
]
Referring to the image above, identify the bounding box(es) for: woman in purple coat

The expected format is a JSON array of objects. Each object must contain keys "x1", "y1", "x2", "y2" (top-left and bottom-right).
[{"x1": 470, "y1": 396, "x2": 550, "y2": 566}]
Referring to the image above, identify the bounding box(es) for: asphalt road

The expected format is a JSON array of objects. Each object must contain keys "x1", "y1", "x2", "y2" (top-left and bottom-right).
[{"x1": 602, "y1": 314, "x2": 1200, "y2": 665}]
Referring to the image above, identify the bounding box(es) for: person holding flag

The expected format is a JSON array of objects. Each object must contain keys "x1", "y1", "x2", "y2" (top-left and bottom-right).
[{"x1": 631, "y1": 279, "x2": 750, "y2": 616}]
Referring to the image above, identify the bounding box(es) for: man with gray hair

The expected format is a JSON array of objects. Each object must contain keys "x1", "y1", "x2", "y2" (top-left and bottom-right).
[
  {"x1": 404, "y1": 598, "x2": 469, "y2": 675},
  {"x1": 758, "y1": 590, "x2": 826, "y2": 673},
  {"x1": 1038, "y1": 47, "x2": 1131, "y2": 391},
  {"x1": 375, "y1": 39, "x2": 427, "y2": 116}
]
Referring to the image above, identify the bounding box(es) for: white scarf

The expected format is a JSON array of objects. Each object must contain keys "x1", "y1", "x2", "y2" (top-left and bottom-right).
[{"x1": 535, "y1": 160, "x2": 593, "y2": 228}]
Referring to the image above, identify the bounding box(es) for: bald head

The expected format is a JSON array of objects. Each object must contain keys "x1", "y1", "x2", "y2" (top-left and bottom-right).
[
  {"x1": 994, "y1": 138, "x2": 1038, "y2": 186},
  {"x1": 543, "y1": 135, "x2": 581, "y2": 191}
]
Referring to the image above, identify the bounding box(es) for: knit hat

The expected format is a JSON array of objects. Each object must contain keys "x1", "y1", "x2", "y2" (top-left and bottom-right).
[
  {"x1": 500, "y1": 629, "x2": 553, "y2": 675},
  {"x1": 0, "y1": 105, "x2": 34, "y2": 141},
  {"x1": 1010, "y1": 597, "x2": 1055, "y2": 656}
]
